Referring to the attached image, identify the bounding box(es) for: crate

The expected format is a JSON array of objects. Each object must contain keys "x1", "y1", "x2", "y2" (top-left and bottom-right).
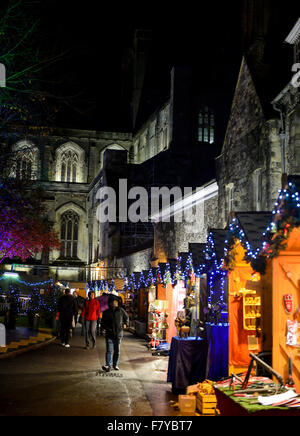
[
  {"x1": 196, "y1": 398, "x2": 217, "y2": 415},
  {"x1": 196, "y1": 392, "x2": 217, "y2": 415},
  {"x1": 197, "y1": 393, "x2": 217, "y2": 402},
  {"x1": 178, "y1": 395, "x2": 196, "y2": 413}
]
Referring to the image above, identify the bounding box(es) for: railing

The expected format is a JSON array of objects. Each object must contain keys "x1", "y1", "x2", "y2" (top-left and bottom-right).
[
  {"x1": 0, "y1": 297, "x2": 29, "y2": 314},
  {"x1": 1, "y1": 264, "x2": 128, "y2": 285},
  {"x1": 86, "y1": 266, "x2": 128, "y2": 281},
  {"x1": 0, "y1": 303, "x2": 10, "y2": 313}
]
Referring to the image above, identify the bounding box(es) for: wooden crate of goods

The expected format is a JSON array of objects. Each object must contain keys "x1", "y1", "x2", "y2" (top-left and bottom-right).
[
  {"x1": 196, "y1": 381, "x2": 217, "y2": 415},
  {"x1": 196, "y1": 393, "x2": 217, "y2": 415}
]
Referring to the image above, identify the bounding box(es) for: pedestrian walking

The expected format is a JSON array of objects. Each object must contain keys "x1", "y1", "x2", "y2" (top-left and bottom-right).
[
  {"x1": 72, "y1": 291, "x2": 85, "y2": 335},
  {"x1": 101, "y1": 296, "x2": 129, "y2": 372},
  {"x1": 81, "y1": 291, "x2": 101, "y2": 349},
  {"x1": 57, "y1": 288, "x2": 76, "y2": 348}
]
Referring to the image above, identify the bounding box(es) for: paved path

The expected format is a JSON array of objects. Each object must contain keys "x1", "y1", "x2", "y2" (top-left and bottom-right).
[{"x1": 0, "y1": 329, "x2": 179, "y2": 416}]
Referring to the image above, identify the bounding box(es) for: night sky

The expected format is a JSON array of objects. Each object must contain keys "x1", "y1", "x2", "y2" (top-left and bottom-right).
[{"x1": 37, "y1": 1, "x2": 300, "y2": 132}]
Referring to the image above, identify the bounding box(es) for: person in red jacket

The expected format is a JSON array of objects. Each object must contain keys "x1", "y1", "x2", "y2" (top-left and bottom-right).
[{"x1": 81, "y1": 291, "x2": 101, "y2": 349}]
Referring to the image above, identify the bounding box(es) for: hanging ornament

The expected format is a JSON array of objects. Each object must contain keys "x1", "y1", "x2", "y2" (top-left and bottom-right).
[{"x1": 283, "y1": 294, "x2": 293, "y2": 315}]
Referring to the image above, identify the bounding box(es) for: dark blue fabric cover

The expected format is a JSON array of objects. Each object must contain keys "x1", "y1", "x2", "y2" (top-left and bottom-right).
[
  {"x1": 205, "y1": 323, "x2": 229, "y2": 381},
  {"x1": 167, "y1": 337, "x2": 208, "y2": 390}
]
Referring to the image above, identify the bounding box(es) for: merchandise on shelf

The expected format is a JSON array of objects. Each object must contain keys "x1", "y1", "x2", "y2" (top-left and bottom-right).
[{"x1": 148, "y1": 299, "x2": 169, "y2": 348}]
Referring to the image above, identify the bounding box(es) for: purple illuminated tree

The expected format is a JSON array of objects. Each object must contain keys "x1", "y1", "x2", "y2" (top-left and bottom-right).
[{"x1": 0, "y1": 179, "x2": 61, "y2": 264}]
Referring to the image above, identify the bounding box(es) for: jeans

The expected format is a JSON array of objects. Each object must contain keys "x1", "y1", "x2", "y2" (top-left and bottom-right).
[
  {"x1": 106, "y1": 337, "x2": 122, "y2": 367},
  {"x1": 84, "y1": 319, "x2": 97, "y2": 346}
]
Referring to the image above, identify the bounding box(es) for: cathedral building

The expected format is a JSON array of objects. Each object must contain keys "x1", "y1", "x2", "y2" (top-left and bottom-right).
[{"x1": 2, "y1": 11, "x2": 300, "y2": 293}]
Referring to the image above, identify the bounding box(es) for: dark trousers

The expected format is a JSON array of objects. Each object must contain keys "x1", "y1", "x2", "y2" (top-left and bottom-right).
[
  {"x1": 60, "y1": 318, "x2": 72, "y2": 345},
  {"x1": 105, "y1": 337, "x2": 122, "y2": 367},
  {"x1": 84, "y1": 319, "x2": 97, "y2": 346},
  {"x1": 72, "y1": 313, "x2": 78, "y2": 335}
]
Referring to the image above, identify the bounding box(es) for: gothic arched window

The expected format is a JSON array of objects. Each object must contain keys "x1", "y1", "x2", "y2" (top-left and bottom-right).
[
  {"x1": 61, "y1": 150, "x2": 78, "y2": 182},
  {"x1": 60, "y1": 211, "x2": 79, "y2": 258},
  {"x1": 198, "y1": 107, "x2": 215, "y2": 144},
  {"x1": 16, "y1": 153, "x2": 33, "y2": 180},
  {"x1": 11, "y1": 140, "x2": 39, "y2": 180}
]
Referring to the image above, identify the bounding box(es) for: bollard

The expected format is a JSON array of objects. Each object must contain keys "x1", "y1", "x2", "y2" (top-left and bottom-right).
[{"x1": 0, "y1": 323, "x2": 6, "y2": 347}]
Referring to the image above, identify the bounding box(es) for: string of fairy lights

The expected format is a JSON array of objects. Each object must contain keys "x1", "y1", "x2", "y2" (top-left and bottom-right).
[
  {"x1": 1, "y1": 182, "x2": 298, "y2": 316},
  {"x1": 0, "y1": 275, "x2": 54, "y2": 287},
  {"x1": 121, "y1": 182, "x2": 300, "y2": 307},
  {"x1": 223, "y1": 182, "x2": 300, "y2": 265}
]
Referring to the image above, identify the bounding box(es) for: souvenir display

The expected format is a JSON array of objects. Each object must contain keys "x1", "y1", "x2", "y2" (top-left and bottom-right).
[
  {"x1": 286, "y1": 319, "x2": 298, "y2": 346},
  {"x1": 175, "y1": 310, "x2": 190, "y2": 338},
  {"x1": 148, "y1": 300, "x2": 169, "y2": 348}
]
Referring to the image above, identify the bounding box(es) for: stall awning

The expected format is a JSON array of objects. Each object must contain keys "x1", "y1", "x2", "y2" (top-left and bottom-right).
[{"x1": 234, "y1": 212, "x2": 272, "y2": 252}]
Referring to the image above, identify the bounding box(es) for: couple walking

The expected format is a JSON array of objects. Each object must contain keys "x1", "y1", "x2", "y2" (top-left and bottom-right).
[{"x1": 57, "y1": 289, "x2": 129, "y2": 371}]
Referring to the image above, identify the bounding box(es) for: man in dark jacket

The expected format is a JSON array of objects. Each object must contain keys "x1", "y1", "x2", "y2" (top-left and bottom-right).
[
  {"x1": 101, "y1": 296, "x2": 129, "y2": 372},
  {"x1": 57, "y1": 288, "x2": 76, "y2": 348}
]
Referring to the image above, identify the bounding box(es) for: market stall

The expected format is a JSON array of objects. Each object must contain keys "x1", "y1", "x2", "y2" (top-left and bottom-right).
[
  {"x1": 144, "y1": 267, "x2": 168, "y2": 344},
  {"x1": 123, "y1": 273, "x2": 138, "y2": 329},
  {"x1": 223, "y1": 212, "x2": 273, "y2": 375},
  {"x1": 271, "y1": 227, "x2": 300, "y2": 392},
  {"x1": 252, "y1": 179, "x2": 300, "y2": 393},
  {"x1": 214, "y1": 383, "x2": 300, "y2": 416},
  {"x1": 146, "y1": 263, "x2": 180, "y2": 345},
  {"x1": 166, "y1": 252, "x2": 210, "y2": 393},
  {"x1": 199, "y1": 230, "x2": 229, "y2": 381},
  {"x1": 132, "y1": 271, "x2": 148, "y2": 337}
]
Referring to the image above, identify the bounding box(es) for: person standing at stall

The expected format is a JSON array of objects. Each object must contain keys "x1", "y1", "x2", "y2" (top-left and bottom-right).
[
  {"x1": 101, "y1": 296, "x2": 129, "y2": 372},
  {"x1": 81, "y1": 291, "x2": 101, "y2": 349},
  {"x1": 57, "y1": 288, "x2": 76, "y2": 348}
]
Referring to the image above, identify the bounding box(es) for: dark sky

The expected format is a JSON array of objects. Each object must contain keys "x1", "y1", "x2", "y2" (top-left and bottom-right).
[{"x1": 37, "y1": 0, "x2": 300, "y2": 132}]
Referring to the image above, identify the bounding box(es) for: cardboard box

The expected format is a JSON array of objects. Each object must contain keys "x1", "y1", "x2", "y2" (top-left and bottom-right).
[{"x1": 179, "y1": 395, "x2": 196, "y2": 413}]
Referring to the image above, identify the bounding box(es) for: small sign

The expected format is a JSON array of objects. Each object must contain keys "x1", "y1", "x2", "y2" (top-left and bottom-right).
[
  {"x1": 40, "y1": 289, "x2": 44, "y2": 295},
  {"x1": 284, "y1": 294, "x2": 293, "y2": 315}
]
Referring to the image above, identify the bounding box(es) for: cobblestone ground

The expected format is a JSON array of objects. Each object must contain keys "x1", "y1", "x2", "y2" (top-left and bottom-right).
[{"x1": 0, "y1": 330, "x2": 179, "y2": 416}]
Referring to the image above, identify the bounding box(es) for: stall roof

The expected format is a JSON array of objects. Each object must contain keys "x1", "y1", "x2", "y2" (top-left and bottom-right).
[
  {"x1": 288, "y1": 175, "x2": 300, "y2": 194},
  {"x1": 132, "y1": 272, "x2": 142, "y2": 287},
  {"x1": 235, "y1": 212, "x2": 272, "y2": 252},
  {"x1": 167, "y1": 260, "x2": 177, "y2": 276},
  {"x1": 188, "y1": 243, "x2": 206, "y2": 269},
  {"x1": 146, "y1": 267, "x2": 157, "y2": 283},
  {"x1": 158, "y1": 262, "x2": 168, "y2": 277},
  {"x1": 209, "y1": 229, "x2": 228, "y2": 262},
  {"x1": 178, "y1": 252, "x2": 189, "y2": 271}
]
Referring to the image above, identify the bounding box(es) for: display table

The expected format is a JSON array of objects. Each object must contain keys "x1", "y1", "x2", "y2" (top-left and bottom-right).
[
  {"x1": 205, "y1": 323, "x2": 229, "y2": 381},
  {"x1": 215, "y1": 387, "x2": 300, "y2": 416},
  {"x1": 167, "y1": 336, "x2": 208, "y2": 394}
]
